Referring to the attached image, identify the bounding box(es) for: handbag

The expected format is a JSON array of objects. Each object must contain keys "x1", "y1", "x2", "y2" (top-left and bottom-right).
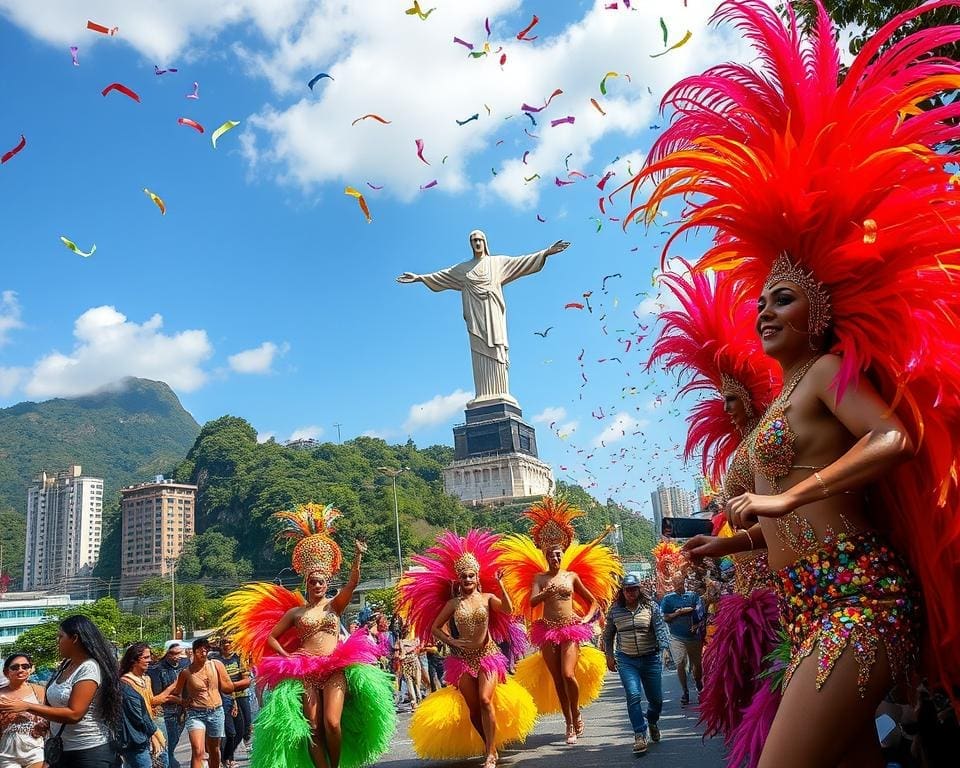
[{"x1": 43, "y1": 723, "x2": 65, "y2": 766}]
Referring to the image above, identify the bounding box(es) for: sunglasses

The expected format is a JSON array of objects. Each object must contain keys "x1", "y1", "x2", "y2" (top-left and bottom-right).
[{"x1": 7, "y1": 663, "x2": 32, "y2": 671}]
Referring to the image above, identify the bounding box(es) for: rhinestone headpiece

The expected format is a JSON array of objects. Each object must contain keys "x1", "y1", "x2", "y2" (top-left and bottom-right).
[
  {"x1": 763, "y1": 253, "x2": 832, "y2": 337},
  {"x1": 454, "y1": 552, "x2": 481, "y2": 576},
  {"x1": 719, "y1": 373, "x2": 755, "y2": 419},
  {"x1": 293, "y1": 536, "x2": 341, "y2": 579}
]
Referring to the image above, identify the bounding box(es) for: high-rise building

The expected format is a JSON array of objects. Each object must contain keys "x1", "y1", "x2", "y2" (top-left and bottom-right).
[
  {"x1": 650, "y1": 482, "x2": 694, "y2": 537},
  {"x1": 23, "y1": 465, "x2": 104, "y2": 591},
  {"x1": 120, "y1": 476, "x2": 197, "y2": 597}
]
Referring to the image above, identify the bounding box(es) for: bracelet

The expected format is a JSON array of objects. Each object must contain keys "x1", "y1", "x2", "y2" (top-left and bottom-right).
[
  {"x1": 814, "y1": 471, "x2": 830, "y2": 498},
  {"x1": 743, "y1": 528, "x2": 755, "y2": 551}
]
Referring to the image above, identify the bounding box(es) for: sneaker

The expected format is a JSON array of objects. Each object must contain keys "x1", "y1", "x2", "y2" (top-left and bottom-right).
[
  {"x1": 680, "y1": 693, "x2": 690, "y2": 706},
  {"x1": 648, "y1": 723, "x2": 661, "y2": 743},
  {"x1": 633, "y1": 734, "x2": 648, "y2": 754}
]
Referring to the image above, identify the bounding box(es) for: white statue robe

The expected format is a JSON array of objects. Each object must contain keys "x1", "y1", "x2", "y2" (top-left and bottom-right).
[{"x1": 418, "y1": 249, "x2": 548, "y2": 400}]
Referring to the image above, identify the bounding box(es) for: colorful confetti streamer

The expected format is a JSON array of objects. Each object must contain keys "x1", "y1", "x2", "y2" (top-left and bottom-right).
[
  {"x1": 404, "y1": 1, "x2": 435, "y2": 20},
  {"x1": 155, "y1": 65, "x2": 178, "y2": 75},
  {"x1": 599, "y1": 71, "x2": 619, "y2": 96},
  {"x1": 516, "y1": 14, "x2": 540, "y2": 41},
  {"x1": 590, "y1": 98, "x2": 606, "y2": 116},
  {"x1": 60, "y1": 236, "x2": 96, "y2": 257},
  {"x1": 186, "y1": 82, "x2": 200, "y2": 100},
  {"x1": 344, "y1": 186, "x2": 372, "y2": 223},
  {"x1": 101, "y1": 83, "x2": 141, "y2": 102},
  {"x1": 650, "y1": 30, "x2": 692, "y2": 58},
  {"x1": 420, "y1": 180, "x2": 438, "y2": 190},
  {"x1": 69, "y1": 46, "x2": 79, "y2": 66},
  {"x1": 659, "y1": 17, "x2": 668, "y2": 47},
  {"x1": 143, "y1": 188, "x2": 166, "y2": 215},
  {"x1": 351, "y1": 114, "x2": 392, "y2": 125},
  {"x1": 86, "y1": 20, "x2": 118, "y2": 36},
  {"x1": 307, "y1": 72, "x2": 333, "y2": 90},
  {"x1": 366, "y1": 182, "x2": 384, "y2": 190},
  {"x1": 1, "y1": 134, "x2": 26, "y2": 164},
  {"x1": 550, "y1": 115, "x2": 575, "y2": 127},
  {"x1": 597, "y1": 171, "x2": 614, "y2": 190},
  {"x1": 453, "y1": 37, "x2": 474, "y2": 50},
  {"x1": 415, "y1": 138, "x2": 430, "y2": 165},
  {"x1": 521, "y1": 88, "x2": 563, "y2": 113},
  {"x1": 211, "y1": 120, "x2": 240, "y2": 148},
  {"x1": 456, "y1": 113, "x2": 479, "y2": 126},
  {"x1": 177, "y1": 117, "x2": 204, "y2": 133}
]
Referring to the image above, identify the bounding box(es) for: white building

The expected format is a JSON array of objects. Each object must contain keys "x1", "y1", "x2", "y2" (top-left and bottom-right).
[
  {"x1": 650, "y1": 482, "x2": 695, "y2": 536},
  {"x1": 23, "y1": 466, "x2": 104, "y2": 591},
  {"x1": 0, "y1": 593, "x2": 90, "y2": 647}
]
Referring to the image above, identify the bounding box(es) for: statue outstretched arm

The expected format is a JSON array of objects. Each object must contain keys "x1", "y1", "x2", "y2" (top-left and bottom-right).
[
  {"x1": 500, "y1": 240, "x2": 570, "y2": 285},
  {"x1": 398, "y1": 266, "x2": 461, "y2": 292}
]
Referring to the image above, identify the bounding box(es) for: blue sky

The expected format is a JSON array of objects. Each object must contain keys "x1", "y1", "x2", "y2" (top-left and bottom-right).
[{"x1": 0, "y1": 1, "x2": 757, "y2": 519}]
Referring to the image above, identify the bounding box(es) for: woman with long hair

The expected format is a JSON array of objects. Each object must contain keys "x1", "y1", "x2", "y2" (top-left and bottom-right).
[
  {"x1": 497, "y1": 497, "x2": 621, "y2": 745},
  {"x1": 118, "y1": 643, "x2": 166, "y2": 768},
  {"x1": 0, "y1": 615, "x2": 121, "y2": 768},
  {"x1": 0, "y1": 653, "x2": 47, "y2": 768},
  {"x1": 220, "y1": 503, "x2": 395, "y2": 768},
  {"x1": 625, "y1": 1, "x2": 960, "y2": 764},
  {"x1": 397, "y1": 530, "x2": 537, "y2": 768},
  {"x1": 602, "y1": 574, "x2": 672, "y2": 756}
]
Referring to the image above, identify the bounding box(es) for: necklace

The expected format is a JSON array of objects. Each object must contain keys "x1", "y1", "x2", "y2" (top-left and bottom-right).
[{"x1": 777, "y1": 356, "x2": 820, "y2": 403}]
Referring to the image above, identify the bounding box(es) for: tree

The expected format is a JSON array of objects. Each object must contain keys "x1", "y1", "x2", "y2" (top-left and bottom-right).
[
  {"x1": 175, "y1": 531, "x2": 252, "y2": 587},
  {"x1": 364, "y1": 586, "x2": 396, "y2": 616}
]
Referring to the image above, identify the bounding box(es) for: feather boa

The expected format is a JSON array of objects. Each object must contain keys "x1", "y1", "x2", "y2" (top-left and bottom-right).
[
  {"x1": 529, "y1": 619, "x2": 594, "y2": 647},
  {"x1": 726, "y1": 678, "x2": 782, "y2": 768},
  {"x1": 443, "y1": 649, "x2": 509, "y2": 686},
  {"x1": 255, "y1": 631, "x2": 377, "y2": 689}
]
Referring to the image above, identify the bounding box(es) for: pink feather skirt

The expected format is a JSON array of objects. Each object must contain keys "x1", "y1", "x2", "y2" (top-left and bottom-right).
[
  {"x1": 256, "y1": 630, "x2": 377, "y2": 689},
  {"x1": 530, "y1": 618, "x2": 593, "y2": 647},
  {"x1": 443, "y1": 640, "x2": 508, "y2": 686}
]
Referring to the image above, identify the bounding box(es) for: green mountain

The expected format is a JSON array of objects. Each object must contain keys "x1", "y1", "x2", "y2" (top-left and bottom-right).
[
  {"x1": 172, "y1": 416, "x2": 656, "y2": 584},
  {"x1": 0, "y1": 378, "x2": 201, "y2": 584}
]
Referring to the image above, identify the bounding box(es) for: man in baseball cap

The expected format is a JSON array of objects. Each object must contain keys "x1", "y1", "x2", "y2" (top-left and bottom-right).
[{"x1": 148, "y1": 640, "x2": 188, "y2": 768}]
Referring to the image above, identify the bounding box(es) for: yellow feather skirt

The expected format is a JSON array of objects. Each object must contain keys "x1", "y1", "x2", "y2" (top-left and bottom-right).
[
  {"x1": 513, "y1": 645, "x2": 607, "y2": 714},
  {"x1": 408, "y1": 678, "x2": 538, "y2": 759}
]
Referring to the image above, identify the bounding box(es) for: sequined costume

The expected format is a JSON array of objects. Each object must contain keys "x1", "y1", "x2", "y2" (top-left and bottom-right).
[
  {"x1": 396, "y1": 530, "x2": 537, "y2": 760},
  {"x1": 622, "y1": 0, "x2": 960, "y2": 723},
  {"x1": 498, "y1": 498, "x2": 620, "y2": 717},
  {"x1": 220, "y1": 503, "x2": 395, "y2": 768}
]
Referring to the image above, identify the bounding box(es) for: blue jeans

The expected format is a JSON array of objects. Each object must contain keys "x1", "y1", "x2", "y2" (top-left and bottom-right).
[
  {"x1": 163, "y1": 709, "x2": 184, "y2": 768},
  {"x1": 615, "y1": 650, "x2": 663, "y2": 736},
  {"x1": 120, "y1": 745, "x2": 153, "y2": 768}
]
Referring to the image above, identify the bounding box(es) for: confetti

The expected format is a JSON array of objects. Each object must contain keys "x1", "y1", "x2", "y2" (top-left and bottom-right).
[
  {"x1": 600, "y1": 71, "x2": 619, "y2": 96},
  {"x1": 420, "y1": 179, "x2": 438, "y2": 190},
  {"x1": 404, "y1": 1, "x2": 435, "y2": 20},
  {"x1": 597, "y1": 171, "x2": 615, "y2": 190},
  {"x1": 516, "y1": 14, "x2": 540, "y2": 41},
  {"x1": 524, "y1": 112, "x2": 537, "y2": 126},
  {"x1": 650, "y1": 30, "x2": 692, "y2": 58},
  {"x1": 186, "y1": 82, "x2": 200, "y2": 99},
  {"x1": 366, "y1": 182, "x2": 384, "y2": 190},
  {"x1": 307, "y1": 72, "x2": 333, "y2": 90},
  {"x1": 456, "y1": 113, "x2": 479, "y2": 126},
  {"x1": 101, "y1": 83, "x2": 141, "y2": 102},
  {"x1": 143, "y1": 188, "x2": 166, "y2": 215},
  {"x1": 555, "y1": 176, "x2": 574, "y2": 187},
  {"x1": 453, "y1": 37, "x2": 474, "y2": 50},
  {"x1": 344, "y1": 186, "x2": 372, "y2": 223},
  {"x1": 590, "y1": 98, "x2": 606, "y2": 116},
  {"x1": 352, "y1": 114, "x2": 392, "y2": 125},
  {"x1": 415, "y1": 138, "x2": 430, "y2": 165},
  {"x1": 521, "y1": 88, "x2": 562, "y2": 113},
  {"x1": 1, "y1": 134, "x2": 26, "y2": 164},
  {"x1": 522, "y1": 151, "x2": 530, "y2": 164},
  {"x1": 534, "y1": 327, "x2": 553, "y2": 337},
  {"x1": 211, "y1": 120, "x2": 240, "y2": 148},
  {"x1": 155, "y1": 65, "x2": 178, "y2": 75},
  {"x1": 177, "y1": 117, "x2": 204, "y2": 133},
  {"x1": 485, "y1": 17, "x2": 491, "y2": 36},
  {"x1": 565, "y1": 302, "x2": 585, "y2": 310},
  {"x1": 659, "y1": 17, "x2": 668, "y2": 47},
  {"x1": 550, "y1": 115, "x2": 575, "y2": 127},
  {"x1": 537, "y1": 214, "x2": 547, "y2": 223},
  {"x1": 524, "y1": 174, "x2": 541, "y2": 183},
  {"x1": 69, "y1": 46, "x2": 79, "y2": 66},
  {"x1": 60, "y1": 236, "x2": 96, "y2": 257},
  {"x1": 86, "y1": 20, "x2": 118, "y2": 36}
]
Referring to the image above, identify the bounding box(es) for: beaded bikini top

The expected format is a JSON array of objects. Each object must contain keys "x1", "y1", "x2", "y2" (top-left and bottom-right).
[
  {"x1": 722, "y1": 442, "x2": 754, "y2": 500},
  {"x1": 295, "y1": 610, "x2": 340, "y2": 642},
  {"x1": 454, "y1": 597, "x2": 490, "y2": 638},
  {"x1": 749, "y1": 356, "x2": 820, "y2": 493}
]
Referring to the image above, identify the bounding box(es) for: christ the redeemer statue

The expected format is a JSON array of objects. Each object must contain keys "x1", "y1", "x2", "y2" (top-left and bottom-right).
[{"x1": 397, "y1": 230, "x2": 569, "y2": 406}]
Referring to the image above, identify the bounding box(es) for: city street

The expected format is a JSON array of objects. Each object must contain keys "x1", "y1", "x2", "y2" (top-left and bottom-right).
[{"x1": 178, "y1": 668, "x2": 726, "y2": 768}]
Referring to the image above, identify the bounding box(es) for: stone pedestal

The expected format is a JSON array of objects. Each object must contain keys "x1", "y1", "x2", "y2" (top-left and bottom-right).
[{"x1": 443, "y1": 398, "x2": 554, "y2": 504}]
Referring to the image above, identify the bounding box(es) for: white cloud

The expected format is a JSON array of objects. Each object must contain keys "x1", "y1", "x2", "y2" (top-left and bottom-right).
[
  {"x1": 257, "y1": 431, "x2": 276, "y2": 443},
  {"x1": 0, "y1": 291, "x2": 24, "y2": 346},
  {"x1": 592, "y1": 412, "x2": 647, "y2": 448},
  {"x1": 533, "y1": 406, "x2": 566, "y2": 424},
  {"x1": 228, "y1": 341, "x2": 288, "y2": 374},
  {"x1": 404, "y1": 388, "x2": 472, "y2": 432},
  {"x1": 0, "y1": 368, "x2": 24, "y2": 397},
  {"x1": 288, "y1": 425, "x2": 324, "y2": 441},
  {"x1": 557, "y1": 420, "x2": 579, "y2": 438},
  {"x1": 23, "y1": 306, "x2": 212, "y2": 398},
  {"x1": 361, "y1": 428, "x2": 396, "y2": 440},
  {"x1": 634, "y1": 257, "x2": 696, "y2": 316}
]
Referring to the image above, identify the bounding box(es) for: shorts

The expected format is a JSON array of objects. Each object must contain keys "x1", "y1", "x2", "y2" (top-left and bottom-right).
[
  {"x1": 185, "y1": 706, "x2": 225, "y2": 738},
  {"x1": 0, "y1": 730, "x2": 45, "y2": 768}
]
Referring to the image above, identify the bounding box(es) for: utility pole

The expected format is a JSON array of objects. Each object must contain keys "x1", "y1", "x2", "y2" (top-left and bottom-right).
[
  {"x1": 169, "y1": 559, "x2": 177, "y2": 639},
  {"x1": 333, "y1": 423, "x2": 343, "y2": 444},
  {"x1": 377, "y1": 467, "x2": 408, "y2": 576}
]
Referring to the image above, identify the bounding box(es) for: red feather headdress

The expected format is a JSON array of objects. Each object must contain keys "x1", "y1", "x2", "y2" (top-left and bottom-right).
[
  {"x1": 648, "y1": 265, "x2": 780, "y2": 484},
  {"x1": 625, "y1": 0, "x2": 960, "y2": 702}
]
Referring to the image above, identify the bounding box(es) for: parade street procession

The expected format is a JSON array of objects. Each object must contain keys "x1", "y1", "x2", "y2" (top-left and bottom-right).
[{"x1": 2, "y1": 1, "x2": 960, "y2": 768}]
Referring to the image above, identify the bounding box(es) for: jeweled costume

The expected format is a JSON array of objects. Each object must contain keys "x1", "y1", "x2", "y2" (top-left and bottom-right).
[
  {"x1": 498, "y1": 497, "x2": 622, "y2": 714},
  {"x1": 625, "y1": 0, "x2": 960, "y2": 726},
  {"x1": 220, "y1": 504, "x2": 394, "y2": 768},
  {"x1": 396, "y1": 530, "x2": 537, "y2": 760},
  {"x1": 648, "y1": 269, "x2": 781, "y2": 764}
]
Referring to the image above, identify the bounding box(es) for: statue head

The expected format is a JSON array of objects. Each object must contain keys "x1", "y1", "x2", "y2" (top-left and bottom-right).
[{"x1": 468, "y1": 230, "x2": 490, "y2": 259}]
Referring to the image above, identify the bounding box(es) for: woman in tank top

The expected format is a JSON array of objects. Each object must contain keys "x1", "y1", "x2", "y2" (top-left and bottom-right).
[{"x1": 0, "y1": 653, "x2": 47, "y2": 768}]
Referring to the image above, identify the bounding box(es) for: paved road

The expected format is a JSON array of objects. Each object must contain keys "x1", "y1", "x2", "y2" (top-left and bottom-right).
[{"x1": 174, "y1": 668, "x2": 726, "y2": 768}]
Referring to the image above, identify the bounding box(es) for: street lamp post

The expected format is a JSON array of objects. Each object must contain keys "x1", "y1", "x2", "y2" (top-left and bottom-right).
[{"x1": 377, "y1": 467, "x2": 408, "y2": 577}]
